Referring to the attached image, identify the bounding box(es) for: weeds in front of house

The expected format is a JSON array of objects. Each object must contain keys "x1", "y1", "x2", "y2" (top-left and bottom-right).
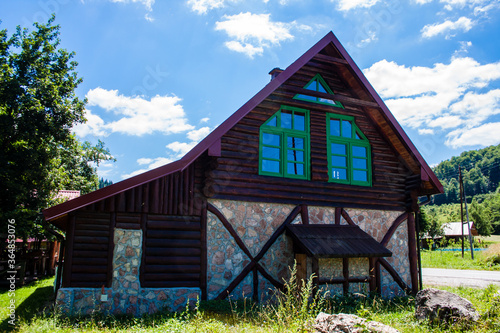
[{"x1": 4, "y1": 267, "x2": 500, "y2": 332}]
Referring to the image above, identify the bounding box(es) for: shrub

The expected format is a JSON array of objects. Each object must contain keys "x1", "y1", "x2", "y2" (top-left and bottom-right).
[{"x1": 482, "y1": 243, "x2": 500, "y2": 267}]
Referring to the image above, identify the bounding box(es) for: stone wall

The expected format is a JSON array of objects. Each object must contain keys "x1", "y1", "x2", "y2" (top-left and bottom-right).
[
  {"x1": 56, "y1": 228, "x2": 199, "y2": 316},
  {"x1": 207, "y1": 200, "x2": 411, "y2": 300},
  {"x1": 58, "y1": 202, "x2": 413, "y2": 315},
  {"x1": 207, "y1": 200, "x2": 297, "y2": 300}
]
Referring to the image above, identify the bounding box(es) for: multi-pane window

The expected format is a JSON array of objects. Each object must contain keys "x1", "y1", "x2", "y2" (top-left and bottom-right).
[
  {"x1": 327, "y1": 114, "x2": 371, "y2": 186},
  {"x1": 293, "y1": 74, "x2": 344, "y2": 109},
  {"x1": 259, "y1": 106, "x2": 310, "y2": 180}
]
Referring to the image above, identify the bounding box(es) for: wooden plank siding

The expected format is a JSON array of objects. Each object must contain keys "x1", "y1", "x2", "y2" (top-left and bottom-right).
[
  {"x1": 70, "y1": 212, "x2": 111, "y2": 287},
  {"x1": 63, "y1": 160, "x2": 207, "y2": 289},
  {"x1": 141, "y1": 215, "x2": 202, "y2": 288},
  {"x1": 82, "y1": 162, "x2": 204, "y2": 216},
  {"x1": 203, "y1": 55, "x2": 414, "y2": 211}
]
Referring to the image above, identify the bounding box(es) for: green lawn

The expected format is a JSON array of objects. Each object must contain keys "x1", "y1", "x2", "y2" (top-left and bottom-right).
[
  {"x1": 2, "y1": 276, "x2": 500, "y2": 332},
  {"x1": 421, "y1": 249, "x2": 500, "y2": 270}
]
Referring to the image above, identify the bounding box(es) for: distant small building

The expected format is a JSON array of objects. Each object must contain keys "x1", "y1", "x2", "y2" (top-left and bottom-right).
[{"x1": 443, "y1": 222, "x2": 478, "y2": 240}]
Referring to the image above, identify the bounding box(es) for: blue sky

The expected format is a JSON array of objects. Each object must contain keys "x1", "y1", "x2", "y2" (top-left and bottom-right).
[{"x1": 2, "y1": 0, "x2": 500, "y2": 183}]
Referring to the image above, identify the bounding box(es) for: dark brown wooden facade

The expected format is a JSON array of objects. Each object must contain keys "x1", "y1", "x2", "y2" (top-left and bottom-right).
[{"x1": 44, "y1": 32, "x2": 442, "y2": 302}]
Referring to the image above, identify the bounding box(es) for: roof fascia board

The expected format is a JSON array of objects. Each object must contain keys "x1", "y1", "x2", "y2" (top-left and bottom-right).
[
  {"x1": 328, "y1": 34, "x2": 443, "y2": 193},
  {"x1": 179, "y1": 31, "x2": 337, "y2": 171}
]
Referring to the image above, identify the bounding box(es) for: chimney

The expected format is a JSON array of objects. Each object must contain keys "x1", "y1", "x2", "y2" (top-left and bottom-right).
[{"x1": 269, "y1": 68, "x2": 283, "y2": 81}]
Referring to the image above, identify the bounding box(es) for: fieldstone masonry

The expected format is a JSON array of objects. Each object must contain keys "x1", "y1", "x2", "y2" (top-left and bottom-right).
[
  {"x1": 208, "y1": 200, "x2": 411, "y2": 300},
  {"x1": 57, "y1": 201, "x2": 413, "y2": 315}
]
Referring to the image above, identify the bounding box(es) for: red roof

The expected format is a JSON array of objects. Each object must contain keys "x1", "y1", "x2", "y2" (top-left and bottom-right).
[{"x1": 43, "y1": 31, "x2": 442, "y2": 222}]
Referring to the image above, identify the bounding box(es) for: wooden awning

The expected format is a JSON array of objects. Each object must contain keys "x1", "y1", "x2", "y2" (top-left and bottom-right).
[{"x1": 286, "y1": 225, "x2": 392, "y2": 258}]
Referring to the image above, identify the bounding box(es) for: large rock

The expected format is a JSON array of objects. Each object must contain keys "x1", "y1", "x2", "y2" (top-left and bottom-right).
[
  {"x1": 415, "y1": 288, "x2": 480, "y2": 323},
  {"x1": 314, "y1": 312, "x2": 400, "y2": 333}
]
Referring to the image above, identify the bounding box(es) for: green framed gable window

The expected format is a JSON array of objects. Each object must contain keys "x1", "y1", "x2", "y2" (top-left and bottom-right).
[
  {"x1": 294, "y1": 74, "x2": 344, "y2": 109},
  {"x1": 259, "y1": 106, "x2": 310, "y2": 180},
  {"x1": 327, "y1": 113, "x2": 371, "y2": 186}
]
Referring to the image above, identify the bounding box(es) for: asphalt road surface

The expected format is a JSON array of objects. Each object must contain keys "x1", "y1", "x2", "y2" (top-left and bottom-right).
[{"x1": 422, "y1": 268, "x2": 500, "y2": 288}]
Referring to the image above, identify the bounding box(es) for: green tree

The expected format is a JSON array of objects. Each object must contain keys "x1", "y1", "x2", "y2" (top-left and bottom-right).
[
  {"x1": 469, "y1": 199, "x2": 493, "y2": 236},
  {"x1": 0, "y1": 17, "x2": 113, "y2": 238}
]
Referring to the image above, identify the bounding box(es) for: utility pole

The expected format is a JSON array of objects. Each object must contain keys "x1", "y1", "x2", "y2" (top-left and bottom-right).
[
  {"x1": 459, "y1": 166, "x2": 464, "y2": 258},
  {"x1": 459, "y1": 165, "x2": 474, "y2": 259}
]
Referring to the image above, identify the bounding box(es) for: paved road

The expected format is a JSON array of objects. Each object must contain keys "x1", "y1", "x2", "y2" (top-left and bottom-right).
[{"x1": 422, "y1": 268, "x2": 500, "y2": 288}]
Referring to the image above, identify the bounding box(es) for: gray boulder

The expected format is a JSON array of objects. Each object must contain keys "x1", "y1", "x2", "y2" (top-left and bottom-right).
[
  {"x1": 415, "y1": 288, "x2": 480, "y2": 323},
  {"x1": 314, "y1": 312, "x2": 400, "y2": 333}
]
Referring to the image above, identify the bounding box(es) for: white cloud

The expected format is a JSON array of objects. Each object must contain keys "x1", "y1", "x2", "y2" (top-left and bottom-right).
[
  {"x1": 215, "y1": 12, "x2": 307, "y2": 58},
  {"x1": 187, "y1": 0, "x2": 239, "y2": 14},
  {"x1": 166, "y1": 141, "x2": 198, "y2": 157},
  {"x1": 421, "y1": 16, "x2": 474, "y2": 38},
  {"x1": 110, "y1": 0, "x2": 154, "y2": 10},
  {"x1": 187, "y1": 126, "x2": 211, "y2": 141},
  {"x1": 200, "y1": 117, "x2": 210, "y2": 123},
  {"x1": 225, "y1": 41, "x2": 264, "y2": 58},
  {"x1": 332, "y1": 0, "x2": 380, "y2": 11},
  {"x1": 446, "y1": 122, "x2": 500, "y2": 148},
  {"x1": 122, "y1": 157, "x2": 174, "y2": 179},
  {"x1": 418, "y1": 128, "x2": 435, "y2": 135},
  {"x1": 84, "y1": 87, "x2": 194, "y2": 136},
  {"x1": 449, "y1": 89, "x2": 500, "y2": 125},
  {"x1": 364, "y1": 57, "x2": 500, "y2": 147},
  {"x1": 72, "y1": 109, "x2": 107, "y2": 137},
  {"x1": 428, "y1": 115, "x2": 464, "y2": 129}
]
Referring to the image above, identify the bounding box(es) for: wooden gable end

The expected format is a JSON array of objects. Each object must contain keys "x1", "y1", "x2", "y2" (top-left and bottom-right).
[{"x1": 202, "y1": 43, "x2": 415, "y2": 211}]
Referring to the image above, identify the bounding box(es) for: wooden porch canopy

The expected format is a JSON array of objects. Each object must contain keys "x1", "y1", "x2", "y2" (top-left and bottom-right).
[{"x1": 286, "y1": 225, "x2": 392, "y2": 258}]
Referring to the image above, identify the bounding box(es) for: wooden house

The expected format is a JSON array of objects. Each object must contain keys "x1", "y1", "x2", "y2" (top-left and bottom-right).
[{"x1": 43, "y1": 32, "x2": 443, "y2": 316}]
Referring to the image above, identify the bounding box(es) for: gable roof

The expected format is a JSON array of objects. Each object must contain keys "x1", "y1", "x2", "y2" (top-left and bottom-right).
[{"x1": 43, "y1": 31, "x2": 443, "y2": 222}]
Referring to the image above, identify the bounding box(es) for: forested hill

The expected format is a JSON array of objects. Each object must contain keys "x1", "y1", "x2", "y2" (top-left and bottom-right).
[{"x1": 432, "y1": 144, "x2": 500, "y2": 205}]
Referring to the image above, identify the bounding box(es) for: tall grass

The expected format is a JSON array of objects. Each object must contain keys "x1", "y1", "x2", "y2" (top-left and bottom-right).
[{"x1": 3, "y1": 267, "x2": 500, "y2": 332}]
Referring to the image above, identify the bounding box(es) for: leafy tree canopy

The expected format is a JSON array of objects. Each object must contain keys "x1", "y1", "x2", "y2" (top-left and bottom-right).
[{"x1": 0, "y1": 16, "x2": 114, "y2": 239}]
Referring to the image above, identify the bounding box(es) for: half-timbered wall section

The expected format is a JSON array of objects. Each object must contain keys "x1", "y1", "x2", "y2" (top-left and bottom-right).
[
  {"x1": 203, "y1": 53, "x2": 412, "y2": 211},
  {"x1": 46, "y1": 32, "x2": 442, "y2": 317}
]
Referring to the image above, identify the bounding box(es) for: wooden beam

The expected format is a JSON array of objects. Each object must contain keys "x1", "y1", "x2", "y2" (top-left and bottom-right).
[
  {"x1": 207, "y1": 203, "x2": 254, "y2": 260},
  {"x1": 295, "y1": 253, "x2": 307, "y2": 287},
  {"x1": 312, "y1": 53, "x2": 349, "y2": 65},
  {"x1": 369, "y1": 258, "x2": 377, "y2": 293},
  {"x1": 407, "y1": 212, "x2": 419, "y2": 295},
  {"x1": 342, "y1": 258, "x2": 349, "y2": 295},
  {"x1": 62, "y1": 214, "x2": 75, "y2": 288},
  {"x1": 254, "y1": 205, "x2": 302, "y2": 262},
  {"x1": 340, "y1": 209, "x2": 356, "y2": 226},
  {"x1": 335, "y1": 207, "x2": 342, "y2": 225},
  {"x1": 378, "y1": 258, "x2": 411, "y2": 294},
  {"x1": 216, "y1": 261, "x2": 256, "y2": 300},
  {"x1": 380, "y1": 212, "x2": 409, "y2": 247},
  {"x1": 285, "y1": 85, "x2": 380, "y2": 109},
  {"x1": 300, "y1": 204, "x2": 309, "y2": 225},
  {"x1": 200, "y1": 201, "x2": 208, "y2": 300},
  {"x1": 253, "y1": 266, "x2": 259, "y2": 302},
  {"x1": 106, "y1": 212, "x2": 116, "y2": 288}
]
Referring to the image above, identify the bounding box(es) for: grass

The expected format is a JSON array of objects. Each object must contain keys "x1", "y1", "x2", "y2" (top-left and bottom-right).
[
  {"x1": 0, "y1": 276, "x2": 55, "y2": 332},
  {"x1": 2, "y1": 273, "x2": 500, "y2": 332},
  {"x1": 421, "y1": 239, "x2": 500, "y2": 270}
]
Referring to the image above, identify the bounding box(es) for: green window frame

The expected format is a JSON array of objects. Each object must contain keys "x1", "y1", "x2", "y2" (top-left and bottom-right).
[
  {"x1": 293, "y1": 74, "x2": 344, "y2": 109},
  {"x1": 326, "y1": 113, "x2": 372, "y2": 186},
  {"x1": 259, "y1": 106, "x2": 310, "y2": 180}
]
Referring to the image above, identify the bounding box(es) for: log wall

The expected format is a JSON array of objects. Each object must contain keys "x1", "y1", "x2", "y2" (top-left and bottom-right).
[{"x1": 204, "y1": 54, "x2": 414, "y2": 211}]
